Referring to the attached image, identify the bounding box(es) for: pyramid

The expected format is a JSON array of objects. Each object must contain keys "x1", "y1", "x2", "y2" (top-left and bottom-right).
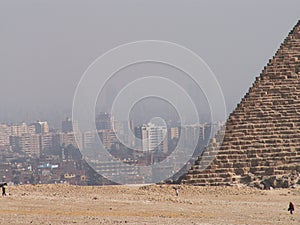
[{"x1": 181, "y1": 20, "x2": 300, "y2": 188}]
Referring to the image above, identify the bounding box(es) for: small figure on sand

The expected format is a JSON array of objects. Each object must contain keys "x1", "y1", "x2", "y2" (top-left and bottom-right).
[
  {"x1": 0, "y1": 183, "x2": 7, "y2": 196},
  {"x1": 288, "y1": 202, "x2": 295, "y2": 214},
  {"x1": 173, "y1": 187, "x2": 179, "y2": 196}
]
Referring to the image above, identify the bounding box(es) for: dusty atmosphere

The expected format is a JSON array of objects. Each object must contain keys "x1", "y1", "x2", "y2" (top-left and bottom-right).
[{"x1": 0, "y1": 184, "x2": 299, "y2": 224}]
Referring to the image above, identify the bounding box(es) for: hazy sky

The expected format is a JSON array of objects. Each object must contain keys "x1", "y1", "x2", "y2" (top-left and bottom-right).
[{"x1": 0, "y1": 0, "x2": 300, "y2": 127}]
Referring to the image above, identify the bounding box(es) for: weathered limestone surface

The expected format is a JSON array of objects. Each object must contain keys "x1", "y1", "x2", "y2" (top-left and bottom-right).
[{"x1": 181, "y1": 20, "x2": 300, "y2": 188}]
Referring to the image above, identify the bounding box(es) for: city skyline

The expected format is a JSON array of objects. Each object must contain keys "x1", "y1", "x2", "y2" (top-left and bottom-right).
[
  {"x1": 0, "y1": 111, "x2": 221, "y2": 185},
  {"x1": 0, "y1": 113, "x2": 221, "y2": 151}
]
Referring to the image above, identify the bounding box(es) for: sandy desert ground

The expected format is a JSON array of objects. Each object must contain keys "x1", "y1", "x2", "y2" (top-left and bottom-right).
[{"x1": 0, "y1": 184, "x2": 300, "y2": 225}]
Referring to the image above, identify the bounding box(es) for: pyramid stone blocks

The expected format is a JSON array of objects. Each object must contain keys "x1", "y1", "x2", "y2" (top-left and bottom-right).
[{"x1": 181, "y1": 20, "x2": 300, "y2": 188}]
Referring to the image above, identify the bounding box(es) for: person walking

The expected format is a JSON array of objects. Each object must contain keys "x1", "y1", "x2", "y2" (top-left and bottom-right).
[
  {"x1": 1, "y1": 183, "x2": 7, "y2": 196},
  {"x1": 288, "y1": 202, "x2": 295, "y2": 214}
]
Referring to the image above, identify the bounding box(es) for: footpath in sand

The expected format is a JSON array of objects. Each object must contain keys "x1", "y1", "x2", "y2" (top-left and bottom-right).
[{"x1": 0, "y1": 184, "x2": 300, "y2": 224}]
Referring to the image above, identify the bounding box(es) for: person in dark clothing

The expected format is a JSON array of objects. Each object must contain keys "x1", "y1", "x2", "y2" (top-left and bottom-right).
[
  {"x1": 1, "y1": 185, "x2": 5, "y2": 196},
  {"x1": 0, "y1": 183, "x2": 7, "y2": 196},
  {"x1": 288, "y1": 202, "x2": 295, "y2": 214}
]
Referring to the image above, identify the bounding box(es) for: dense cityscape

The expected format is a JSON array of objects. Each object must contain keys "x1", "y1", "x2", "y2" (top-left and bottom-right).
[{"x1": 0, "y1": 112, "x2": 221, "y2": 185}]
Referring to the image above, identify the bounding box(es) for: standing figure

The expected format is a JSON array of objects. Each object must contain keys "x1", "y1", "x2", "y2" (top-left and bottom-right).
[
  {"x1": 288, "y1": 202, "x2": 295, "y2": 214},
  {"x1": 1, "y1": 183, "x2": 7, "y2": 196},
  {"x1": 174, "y1": 187, "x2": 179, "y2": 196}
]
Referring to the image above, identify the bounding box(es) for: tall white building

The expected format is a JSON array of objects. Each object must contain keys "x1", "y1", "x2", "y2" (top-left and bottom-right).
[
  {"x1": 139, "y1": 123, "x2": 168, "y2": 153},
  {"x1": 10, "y1": 122, "x2": 33, "y2": 136},
  {"x1": 10, "y1": 133, "x2": 41, "y2": 157},
  {"x1": 0, "y1": 124, "x2": 11, "y2": 146}
]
